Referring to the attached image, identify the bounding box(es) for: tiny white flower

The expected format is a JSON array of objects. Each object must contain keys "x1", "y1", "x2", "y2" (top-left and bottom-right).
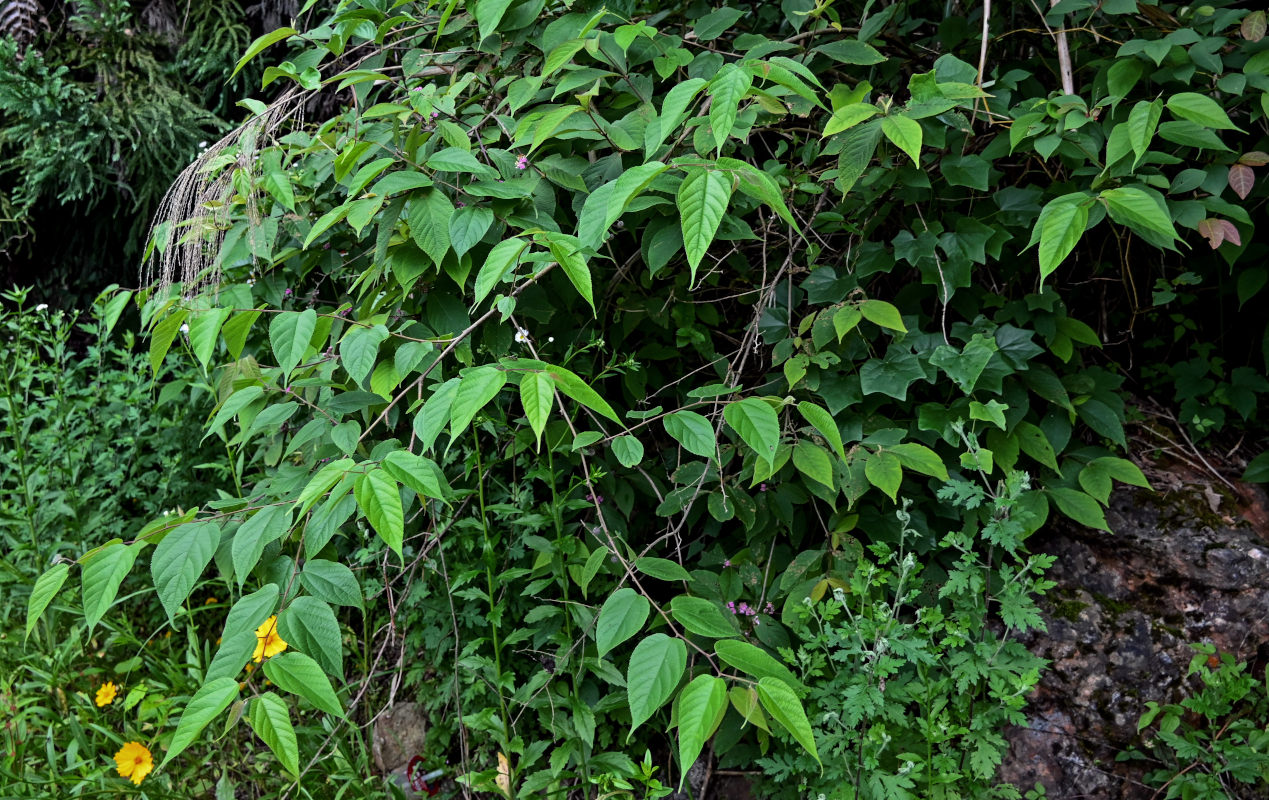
[
  {"x1": 179, "y1": 323, "x2": 190, "y2": 333},
  {"x1": 34, "y1": 304, "x2": 48, "y2": 311},
  {"x1": 198, "y1": 141, "x2": 208, "y2": 149},
  {"x1": 548, "y1": 336, "x2": 555, "y2": 343},
  {"x1": 514, "y1": 329, "x2": 530, "y2": 344}
]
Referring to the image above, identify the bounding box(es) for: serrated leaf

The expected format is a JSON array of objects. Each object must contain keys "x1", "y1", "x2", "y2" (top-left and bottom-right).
[
  {"x1": 354, "y1": 469, "x2": 404, "y2": 558},
  {"x1": 519, "y1": 371, "x2": 554, "y2": 447},
  {"x1": 295, "y1": 458, "x2": 356, "y2": 517},
  {"x1": 188, "y1": 308, "x2": 230, "y2": 371},
  {"x1": 277, "y1": 595, "x2": 343, "y2": 677},
  {"x1": 635, "y1": 557, "x2": 693, "y2": 582},
  {"x1": 823, "y1": 103, "x2": 881, "y2": 137},
  {"x1": 300, "y1": 559, "x2": 364, "y2": 612},
  {"x1": 1101, "y1": 187, "x2": 1179, "y2": 246},
  {"x1": 339, "y1": 324, "x2": 390, "y2": 388},
  {"x1": 162, "y1": 677, "x2": 240, "y2": 767},
  {"x1": 626, "y1": 634, "x2": 687, "y2": 735},
  {"x1": 717, "y1": 157, "x2": 797, "y2": 229},
  {"x1": 723, "y1": 398, "x2": 780, "y2": 469},
  {"x1": 264, "y1": 652, "x2": 345, "y2": 717},
  {"x1": 544, "y1": 232, "x2": 595, "y2": 313},
  {"x1": 756, "y1": 677, "x2": 820, "y2": 766},
  {"x1": 450, "y1": 205, "x2": 495, "y2": 257},
  {"x1": 450, "y1": 365, "x2": 508, "y2": 434},
  {"x1": 408, "y1": 188, "x2": 454, "y2": 268},
  {"x1": 426, "y1": 147, "x2": 496, "y2": 176},
  {"x1": 715, "y1": 639, "x2": 805, "y2": 694},
  {"x1": 413, "y1": 377, "x2": 460, "y2": 452},
  {"x1": 708, "y1": 65, "x2": 753, "y2": 151},
  {"x1": 206, "y1": 584, "x2": 279, "y2": 682},
  {"x1": 1166, "y1": 92, "x2": 1243, "y2": 131},
  {"x1": 577, "y1": 162, "x2": 669, "y2": 251},
  {"x1": 676, "y1": 675, "x2": 728, "y2": 790},
  {"x1": 25, "y1": 563, "x2": 69, "y2": 641},
  {"x1": 232, "y1": 505, "x2": 292, "y2": 587},
  {"x1": 669, "y1": 595, "x2": 738, "y2": 638},
  {"x1": 152, "y1": 521, "x2": 219, "y2": 624},
  {"x1": 797, "y1": 402, "x2": 845, "y2": 461},
  {"x1": 864, "y1": 450, "x2": 902, "y2": 501},
  {"x1": 1125, "y1": 100, "x2": 1162, "y2": 167},
  {"x1": 664, "y1": 411, "x2": 717, "y2": 459},
  {"x1": 1033, "y1": 193, "x2": 1090, "y2": 284},
  {"x1": 82, "y1": 541, "x2": 141, "y2": 630},
  {"x1": 881, "y1": 115, "x2": 922, "y2": 165},
  {"x1": 269, "y1": 309, "x2": 317, "y2": 377},
  {"x1": 543, "y1": 363, "x2": 619, "y2": 422},
  {"x1": 677, "y1": 168, "x2": 733, "y2": 286},
  {"x1": 729, "y1": 686, "x2": 770, "y2": 731},
  {"x1": 596, "y1": 588, "x2": 651, "y2": 658},
  {"x1": 249, "y1": 692, "x2": 300, "y2": 776},
  {"x1": 792, "y1": 441, "x2": 835, "y2": 490}
]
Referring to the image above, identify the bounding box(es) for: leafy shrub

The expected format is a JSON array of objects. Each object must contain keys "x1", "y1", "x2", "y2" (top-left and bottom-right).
[{"x1": 20, "y1": 0, "x2": 1269, "y2": 797}]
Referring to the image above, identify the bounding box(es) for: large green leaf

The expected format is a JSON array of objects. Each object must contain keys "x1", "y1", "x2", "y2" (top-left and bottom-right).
[
  {"x1": 677, "y1": 167, "x2": 733, "y2": 286},
  {"x1": 756, "y1": 677, "x2": 820, "y2": 766},
  {"x1": 716, "y1": 157, "x2": 797, "y2": 228},
  {"x1": 472, "y1": 238, "x2": 528, "y2": 308},
  {"x1": 264, "y1": 652, "x2": 345, "y2": 717},
  {"x1": 864, "y1": 450, "x2": 902, "y2": 501},
  {"x1": 231, "y1": 505, "x2": 292, "y2": 587},
  {"x1": 248, "y1": 692, "x2": 300, "y2": 776},
  {"x1": 277, "y1": 595, "x2": 344, "y2": 677},
  {"x1": 577, "y1": 162, "x2": 669, "y2": 250},
  {"x1": 81, "y1": 541, "x2": 141, "y2": 630},
  {"x1": 626, "y1": 633, "x2": 687, "y2": 735},
  {"x1": 707, "y1": 65, "x2": 753, "y2": 151},
  {"x1": 881, "y1": 114, "x2": 922, "y2": 164},
  {"x1": 796, "y1": 402, "x2": 845, "y2": 461},
  {"x1": 792, "y1": 441, "x2": 835, "y2": 490},
  {"x1": 161, "y1": 677, "x2": 240, "y2": 767},
  {"x1": 449, "y1": 205, "x2": 495, "y2": 257},
  {"x1": 543, "y1": 232, "x2": 595, "y2": 313},
  {"x1": 413, "y1": 377, "x2": 460, "y2": 452},
  {"x1": 383, "y1": 450, "x2": 450, "y2": 502},
  {"x1": 339, "y1": 324, "x2": 390, "y2": 388},
  {"x1": 450, "y1": 365, "x2": 508, "y2": 434},
  {"x1": 1047, "y1": 488, "x2": 1111, "y2": 532},
  {"x1": 543, "y1": 363, "x2": 620, "y2": 423},
  {"x1": 206, "y1": 584, "x2": 279, "y2": 682},
  {"x1": 1101, "y1": 187, "x2": 1179, "y2": 247},
  {"x1": 25, "y1": 563, "x2": 69, "y2": 641},
  {"x1": 354, "y1": 469, "x2": 404, "y2": 558},
  {"x1": 596, "y1": 587, "x2": 650, "y2": 658},
  {"x1": 519, "y1": 371, "x2": 554, "y2": 447},
  {"x1": 612, "y1": 435, "x2": 645, "y2": 467},
  {"x1": 300, "y1": 559, "x2": 364, "y2": 613},
  {"x1": 151, "y1": 521, "x2": 219, "y2": 623},
  {"x1": 187, "y1": 308, "x2": 230, "y2": 371},
  {"x1": 663, "y1": 410, "x2": 717, "y2": 459},
  {"x1": 268, "y1": 309, "x2": 317, "y2": 378},
  {"x1": 714, "y1": 639, "x2": 806, "y2": 694},
  {"x1": 669, "y1": 595, "x2": 739, "y2": 639},
  {"x1": 1166, "y1": 92, "x2": 1242, "y2": 131},
  {"x1": 676, "y1": 675, "x2": 727, "y2": 789},
  {"x1": 1031, "y1": 193, "x2": 1090, "y2": 284},
  {"x1": 723, "y1": 398, "x2": 780, "y2": 469},
  {"x1": 1125, "y1": 100, "x2": 1162, "y2": 166},
  {"x1": 408, "y1": 188, "x2": 454, "y2": 267}
]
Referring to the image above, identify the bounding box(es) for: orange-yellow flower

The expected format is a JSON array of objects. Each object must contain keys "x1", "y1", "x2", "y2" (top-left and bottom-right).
[
  {"x1": 114, "y1": 741, "x2": 153, "y2": 785},
  {"x1": 252, "y1": 616, "x2": 287, "y2": 662},
  {"x1": 95, "y1": 681, "x2": 118, "y2": 707}
]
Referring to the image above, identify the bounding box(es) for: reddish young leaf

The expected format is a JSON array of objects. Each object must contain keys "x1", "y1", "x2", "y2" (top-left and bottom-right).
[
  {"x1": 1238, "y1": 150, "x2": 1269, "y2": 167},
  {"x1": 1217, "y1": 220, "x2": 1241, "y2": 247},
  {"x1": 1242, "y1": 10, "x2": 1267, "y2": 42},
  {"x1": 1228, "y1": 164, "x2": 1255, "y2": 200},
  {"x1": 1197, "y1": 218, "x2": 1225, "y2": 249}
]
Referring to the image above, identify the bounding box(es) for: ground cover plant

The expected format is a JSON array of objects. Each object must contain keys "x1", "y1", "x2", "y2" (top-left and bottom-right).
[{"x1": 12, "y1": 0, "x2": 1269, "y2": 798}]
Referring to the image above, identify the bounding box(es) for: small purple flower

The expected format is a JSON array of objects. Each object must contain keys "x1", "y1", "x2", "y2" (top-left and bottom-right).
[
  {"x1": 431, "y1": 110, "x2": 440, "y2": 118},
  {"x1": 456, "y1": 201, "x2": 466, "y2": 208},
  {"x1": 727, "y1": 601, "x2": 735, "y2": 612},
  {"x1": 759, "y1": 483, "x2": 768, "y2": 492},
  {"x1": 515, "y1": 155, "x2": 529, "y2": 170},
  {"x1": 722, "y1": 559, "x2": 730, "y2": 568},
  {"x1": 738, "y1": 603, "x2": 749, "y2": 615},
  {"x1": 283, "y1": 288, "x2": 293, "y2": 297},
  {"x1": 765, "y1": 602, "x2": 775, "y2": 614}
]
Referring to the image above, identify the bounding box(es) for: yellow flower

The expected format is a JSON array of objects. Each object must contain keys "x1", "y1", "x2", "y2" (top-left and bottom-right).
[
  {"x1": 95, "y1": 681, "x2": 118, "y2": 707},
  {"x1": 252, "y1": 616, "x2": 287, "y2": 662},
  {"x1": 114, "y1": 741, "x2": 153, "y2": 785}
]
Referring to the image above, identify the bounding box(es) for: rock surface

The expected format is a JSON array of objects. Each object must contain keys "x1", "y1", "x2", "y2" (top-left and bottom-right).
[
  {"x1": 373, "y1": 702, "x2": 430, "y2": 797},
  {"x1": 999, "y1": 483, "x2": 1269, "y2": 798}
]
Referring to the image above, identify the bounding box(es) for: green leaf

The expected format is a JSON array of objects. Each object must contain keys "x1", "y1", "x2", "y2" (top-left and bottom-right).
[
  {"x1": 472, "y1": 239, "x2": 526, "y2": 309},
  {"x1": 1100, "y1": 187, "x2": 1179, "y2": 247},
  {"x1": 82, "y1": 541, "x2": 141, "y2": 630},
  {"x1": 1047, "y1": 488, "x2": 1111, "y2": 532},
  {"x1": 596, "y1": 587, "x2": 651, "y2": 658},
  {"x1": 676, "y1": 675, "x2": 728, "y2": 789},
  {"x1": 836, "y1": 120, "x2": 882, "y2": 195},
  {"x1": 823, "y1": 103, "x2": 881, "y2": 137},
  {"x1": 409, "y1": 188, "x2": 455, "y2": 268},
  {"x1": 890, "y1": 442, "x2": 949, "y2": 481},
  {"x1": 531, "y1": 105, "x2": 583, "y2": 153},
  {"x1": 723, "y1": 398, "x2": 780, "y2": 469},
  {"x1": 1166, "y1": 92, "x2": 1243, "y2": 131},
  {"x1": 474, "y1": 0, "x2": 515, "y2": 40},
  {"x1": 25, "y1": 563, "x2": 69, "y2": 641},
  {"x1": 233, "y1": 27, "x2": 296, "y2": 78},
  {"x1": 635, "y1": 557, "x2": 693, "y2": 582},
  {"x1": 149, "y1": 308, "x2": 188, "y2": 377},
  {"x1": 206, "y1": 584, "x2": 279, "y2": 682},
  {"x1": 717, "y1": 157, "x2": 797, "y2": 229},
  {"x1": 626, "y1": 633, "x2": 687, "y2": 735},
  {"x1": 813, "y1": 39, "x2": 885, "y2": 65},
  {"x1": 450, "y1": 365, "x2": 508, "y2": 434},
  {"x1": 881, "y1": 115, "x2": 922, "y2": 164},
  {"x1": 221, "y1": 309, "x2": 261, "y2": 360},
  {"x1": 161, "y1": 677, "x2": 240, "y2": 767},
  {"x1": 543, "y1": 39, "x2": 585, "y2": 78},
  {"x1": 729, "y1": 686, "x2": 770, "y2": 732},
  {"x1": 714, "y1": 639, "x2": 806, "y2": 694},
  {"x1": 543, "y1": 363, "x2": 620, "y2": 423},
  {"x1": 612, "y1": 435, "x2": 645, "y2": 467},
  {"x1": 519, "y1": 371, "x2": 554, "y2": 447},
  {"x1": 864, "y1": 451, "x2": 902, "y2": 501},
  {"x1": 756, "y1": 677, "x2": 820, "y2": 766},
  {"x1": 858, "y1": 300, "x2": 906, "y2": 332},
  {"x1": 249, "y1": 692, "x2": 300, "y2": 776},
  {"x1": 232, "y1": 505, "x2": 292, "y2": 587},
  {"x1": 646, "y1": 78, "x2": 706, "y2": 156},
  {"x1": 449, "y1": 205, "x2": 495, "y2": 257},
  {"x1": 264, "y1": 652, "x2": 345, "y2": 718},
  {"x1": 1125, "y1": 100, "x2": 1162, "y2": 167},
  {"x1": 797, "y1": 402, "x2": 845, "y2": 462},
  {"x1": 269, "y1": 309, "x2": 317, "y2": 377},
  {"x1": 354, "y1": 469, "x2": 405, "y2": 558},
  {"x1": 300, "y1": 559, "x2": 364, "y2": 613},
  {"x1": 277, "y1": 595, "x2": 343, "y2": 677},
  {"x1": 1032, "y1": 193, "x2": 1090, "y2": 284},
  {"x1": 792, "y1": 441, "x2": 835, "y2": 490},
  {"x1": 339, "y1": 324, "x2": 390, "y2": 388},
  {"x1": 677, "y1": 167, "x2": 733, "y2": 286},
  {"x1": 187, "y1": 308, "x2": 230, "y2": 370},
  {"x1": 1015, "y1": 421, "x2": 1060, "y2": 472},
  {"x1": 151, "y1": 521, "x2": 219, "y2": 624},
  {"x1": 295, "y1": 458, "x2": 356, "y2": 516},
  {"x1": 708, "y1": 65, "x2": 753, "y2": 151},
  {"x1": 578, "y1": 546, "x2": 608, "y2": 599},
  {"x1": 577, "y1": 162, "x2": 669, "y2": 251},
  {"x1": 426, "y1": 147, "x2": 496, "y2": 176},
  {"x1": 664, "y1": 411, "x2": 717, "y2": 459},
  {"x1": 669, "y1": 595, "x2": 739, "y2": 638},
  {"x1": 544, "y1": 232, "x2": 595, "y2": 313}
]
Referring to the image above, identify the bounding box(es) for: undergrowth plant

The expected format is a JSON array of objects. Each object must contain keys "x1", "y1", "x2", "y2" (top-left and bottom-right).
[{"x1": 19, "y1": 0, "x2": 1269, "y2": 798}]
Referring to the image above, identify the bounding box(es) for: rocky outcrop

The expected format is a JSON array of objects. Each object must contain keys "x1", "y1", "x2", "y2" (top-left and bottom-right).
[{"x1": 1000, "y1": 483, "x2": 1269, "y2": 798}]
